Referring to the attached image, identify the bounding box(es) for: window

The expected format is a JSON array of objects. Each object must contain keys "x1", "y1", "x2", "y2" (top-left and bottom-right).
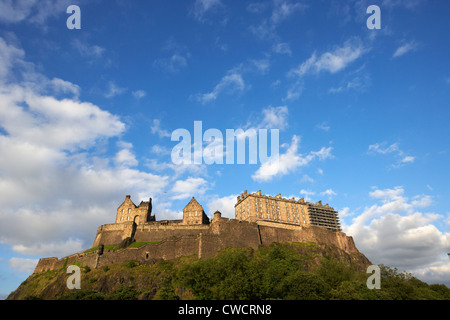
[
  {"x1": 122, "y1": 209, "x2": 124, "y2": 214},
  {"x1": 195, "y1": 211, "x2": 197, "y2": 216},
  {"x1": 128, "y1": 208, "x2": 131, "y2": 214},
  {"x1": 120, "y1": 217, "x2": 123, "y2": 221}
]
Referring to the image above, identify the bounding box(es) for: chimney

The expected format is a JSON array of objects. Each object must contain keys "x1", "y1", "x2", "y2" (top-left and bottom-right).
[{"x1": 126, "y1": 195, "x2": 131, "y2": 200}]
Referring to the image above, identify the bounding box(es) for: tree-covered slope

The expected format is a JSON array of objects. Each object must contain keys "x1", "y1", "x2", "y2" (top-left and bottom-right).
[{"x1": 7, "y1": 242, "x2": 450, "y2": 300}]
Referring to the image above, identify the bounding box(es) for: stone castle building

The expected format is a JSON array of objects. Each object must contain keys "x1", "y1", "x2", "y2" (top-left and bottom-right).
[
  {"x1": 115, "y1": 195, "x2": 155, "y2": 225},
  {"x1": 33, "y1": 190, "x2": 367, "y2": 274},
  {"x1": 235, "y1": 190, "x2": 341, "y2": 232}
]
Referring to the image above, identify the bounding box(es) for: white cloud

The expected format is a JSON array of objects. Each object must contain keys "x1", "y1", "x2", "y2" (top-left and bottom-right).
[
  {"x1": 0, "y1": 37, "x2": 170, "y2": 259},
  {"x1": 261, "y1": 105, "x2": 288, "y2": 130},
  {"x1": 132, "y1": 90, "x2": 147, "y2": 99},
  {"x1": 49, "y1": 78, "x2": 81, "y2": 97},
  {"x1": 400, "y1": 155, "x2": 415, "y2": 164},
  {"x1": 300, "y1": 174, "x2": 314, "y2": 183},
  {"x1": 8, "y1": 257, "x2": 39, "y2": 274},
  {"x1": 207, "y1": 194, "x2": 239, "y2": 219},
  {"x1": 71, "y1": 39, "x2": 105, "y2": 59},
  {"x1": 289, "y1": 39, "x2": 366, "y2": 77},
  {"x1": 343, "y1": 186, "x2": 450, "y2": 285},
  {"x1": 316, "y1": 122, "x2": 330, "y2": 132},
  {"x1": 299, "y1": 189, "x2": 315, "y2": 201},
  {"x1": 248, "y1": 58, "x2": 270, "y2": 74},
  {"x1": 252, "y1": 135, "x2": 333, "y2": 182},
  {"x1": 393, "y1": 40, "x2": 418, "y2": 58},
  {"x1": 369, "y1": 142, "x2": 400, "y2": 155},
  {"x1": 270, "y1": 0, "x2": 308, "y2": 24},
  {"x1": 284, "y1": 80, "x2": 303, "y2": 101},
  {"x1": 12, "y1": 239, "x2": 84, "y2": 258},
  {"x1": 150, "y1": 144, "x2": 171, "y2": 156},
  {"x1": 382, "y1": 0, "x2": 424, "y2": 10},
  {"x1": 114, "y1": 148, "x2": 138, "y2": 168},
  {"x1": 368, "y1": 142, "x2": 415, "y2": 168},
  {"x1": 150, "y1": 119, "x2": 171, "y2": 138},
  {"x1": 191, "y1": 0, "x2": 223, "y2": 22},
  {"x1": 154, "y1": 53, "x2": 190, "y2": 73},
  {"x1": 272, "y1": 42, "x2": 292, "y2": 55},
  {"x1": 145, "y1": 158, "x2": 207, "y2": 179},
  {"x1": 0, "y1": 36, "x2": 25, "y2": 81},
  {"x1": 249, "y1": 0, "x2": 307, "y2": 41},
  {"x1": 328, "y1": 74, "x2": 371, "y2": 94},
  {"x1": 0, "y1": 0, "x2": 72, "y2": 25},
  {"x1": 197, "y1": 67, "x2": 246, "y2": 104},
  {"x1": 153, "y1": 38, "x2": 191, "y2": 73},
  {"x1": 170, "y1": 177, "x2": 209, "y2": 200},
  {"x1": 104, "y1": 81, "x2": 127, "y2": 98},
  {"x1": 320, "y1": 189, "x2": 337, "y2": 197}
]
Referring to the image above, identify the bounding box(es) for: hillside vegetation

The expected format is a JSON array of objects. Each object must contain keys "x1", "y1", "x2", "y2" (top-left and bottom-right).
[{"x1": 7, "y1": 242, "x2": 450, "y2": 300}]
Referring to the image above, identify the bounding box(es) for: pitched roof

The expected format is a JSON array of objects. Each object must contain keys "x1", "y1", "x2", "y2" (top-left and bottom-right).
[{"x1": 184, "y1": 197, "x2": 203, "y2": 210}]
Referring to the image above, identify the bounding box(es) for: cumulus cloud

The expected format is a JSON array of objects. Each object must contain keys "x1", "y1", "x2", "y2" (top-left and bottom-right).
[
  {"x1": 343, "y1": 186, "x2": 450, "y2": 285},
  {"x1": 8, "y1": 257, "x2": 39, "y2": 274},
  {"x1": 252, "y1": 135, "x2": 333, "y2": 182},
  {"x1": 207, "y1": 194, "x2": 239, "y2": 219},
  {"x1": 320, "y1": 189, "x2": 337, "y2": 197},
  {"x1": 0, "y1": 37, "x2": 170, "y2": 260},
  {"x1": 260, "y1": 105, "x2": 289, "y2": 130},
  {"x1": 170, "y1": 177, "x2": 209, "y2": 200}
]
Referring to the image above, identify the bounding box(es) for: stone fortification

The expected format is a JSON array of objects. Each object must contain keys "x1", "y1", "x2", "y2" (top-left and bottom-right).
[{"x1": 34, "y1": 194, "x2": 366, "y2": 274}]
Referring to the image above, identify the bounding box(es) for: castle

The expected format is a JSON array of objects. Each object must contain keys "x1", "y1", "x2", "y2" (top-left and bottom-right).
[{"x1": 33, "y1": 190, "x2": 363, "y2": 273}]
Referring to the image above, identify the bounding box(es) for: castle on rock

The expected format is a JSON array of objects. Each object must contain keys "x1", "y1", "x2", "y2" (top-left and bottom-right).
[{"x1": 34, "y1": 190, "x2": 361, "y2": 274}]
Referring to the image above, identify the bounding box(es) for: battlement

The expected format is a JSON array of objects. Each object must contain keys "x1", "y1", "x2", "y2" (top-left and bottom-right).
[{"x1": 34, "y1": 191, "x2": 359, "y2": 274}]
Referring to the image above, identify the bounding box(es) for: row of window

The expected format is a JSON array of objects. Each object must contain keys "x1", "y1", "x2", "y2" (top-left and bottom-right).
[
  {"x1": 255, "y1": 213, "x2": 306, "y2": 224},
  {"x1": 119, "y1": 216, "x2": 140, "y2": 222},
  {"x1": 121, "y1": 208, "x2": 132, "y2": 214},
  {"x1": 187, "y1": 211, "x2": 199, "y2": 217}
]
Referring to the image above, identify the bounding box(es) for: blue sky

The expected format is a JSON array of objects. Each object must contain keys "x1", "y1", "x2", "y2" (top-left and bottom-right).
[{"x1": 0, "y1": 0, "x2": 449, "y2": 297}]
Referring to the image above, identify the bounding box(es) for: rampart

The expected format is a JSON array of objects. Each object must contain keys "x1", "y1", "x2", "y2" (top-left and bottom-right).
[{"x1": 34, "y1": 215, "x2": 362, "y2": 273}]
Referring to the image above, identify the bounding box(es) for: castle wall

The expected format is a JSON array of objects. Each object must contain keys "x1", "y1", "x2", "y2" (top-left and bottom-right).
[
  {"x1": 257, "y1": 221, "x2": 357, "y2": 253},
  {"x1": 133, "y1": 222, "x2": 211, "y2": 243},
  {"x1": 35, "y1": 217, "x2": 361, "y2": 274},
  {"x1": 92, "y1": 223, "x2": 133, "y2": 247}
]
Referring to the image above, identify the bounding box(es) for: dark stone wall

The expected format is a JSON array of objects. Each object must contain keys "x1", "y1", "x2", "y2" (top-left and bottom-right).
[{"x1": 35, "y1": 217, "x2": 360, "y2": 273}]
